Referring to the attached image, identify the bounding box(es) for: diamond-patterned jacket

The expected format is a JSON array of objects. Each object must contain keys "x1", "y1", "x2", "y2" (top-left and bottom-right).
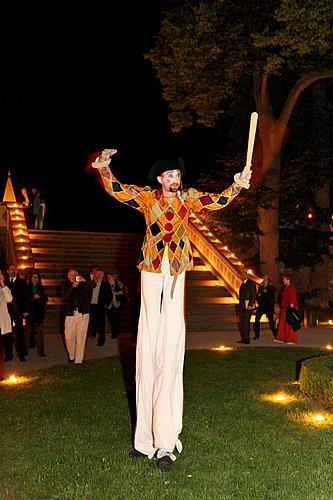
[{"x1": 93, "y1": 160, "x2": 243, "y2": 275}]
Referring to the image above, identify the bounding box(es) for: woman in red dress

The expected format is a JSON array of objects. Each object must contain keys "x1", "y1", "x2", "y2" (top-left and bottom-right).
[{"x1": 275, "y1": 274, "x2": 298, "y2": 344}]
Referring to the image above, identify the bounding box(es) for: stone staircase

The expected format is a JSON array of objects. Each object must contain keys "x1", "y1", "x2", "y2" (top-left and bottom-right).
[{"x1": 29, "y1": 230, "x2": 239, "y2": 333}]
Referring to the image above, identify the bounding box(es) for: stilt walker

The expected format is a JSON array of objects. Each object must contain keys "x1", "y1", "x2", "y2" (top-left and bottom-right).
[{"x1": 91, "y1": 119, "x2": 255, "y2": 470}]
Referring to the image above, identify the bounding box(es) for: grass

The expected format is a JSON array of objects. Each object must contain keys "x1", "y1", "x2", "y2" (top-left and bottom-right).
[{"x1": 1, "y1": 347, "x2": 333, "y2": 499}]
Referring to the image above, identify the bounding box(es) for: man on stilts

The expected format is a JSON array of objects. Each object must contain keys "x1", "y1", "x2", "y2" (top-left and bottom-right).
[{"x1": 92, "y1": 150, "x2": 252, "y2": 471}]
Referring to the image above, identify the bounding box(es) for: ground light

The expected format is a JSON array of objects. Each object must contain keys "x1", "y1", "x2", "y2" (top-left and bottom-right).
[
  {"x1": 211, "y1": 346, "x2": 233, "y2": 352},
  {"x1": 1, "y1": 375, "x2": 34, "y2": 385},
  {"x1": 296, "y1": 412, "x2": 333, "y2": 428},
  {"x1": 261, "y1": 392, "x2": 298, "y2": 404}
]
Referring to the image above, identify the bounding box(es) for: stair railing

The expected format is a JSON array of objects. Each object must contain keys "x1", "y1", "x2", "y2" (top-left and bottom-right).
[
  {"x1": 5, "y1": 202, "x2": 34, "y2": 274},
  {"x1": 188, "y1": 215, "x2": 261, "y2": 299}
]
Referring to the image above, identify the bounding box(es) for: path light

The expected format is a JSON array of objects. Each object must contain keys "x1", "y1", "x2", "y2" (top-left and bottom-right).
[
  {"x1": 261, "y1": 392, "x2": 297, "y2": 404},
  {"x1": 2, "y1": 375, "x2": 32, "y2": 385},
  {"x1": 211, "y1": 346, "x2": 233, "y2": 352},
  {"x1": 325, "y1": 345, "x2": 332, "y2": 350},
  {"x1": 299, "y1": 411, "x2": 333, "y2": 427},
  {"x1": 328, "y1": 320, "x2": 333, "y2": 325}
]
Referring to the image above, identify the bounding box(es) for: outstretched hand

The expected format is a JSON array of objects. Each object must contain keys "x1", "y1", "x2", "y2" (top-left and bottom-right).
[{"x1": 99, "y1": 148, "x2": 118, "y2": 162}]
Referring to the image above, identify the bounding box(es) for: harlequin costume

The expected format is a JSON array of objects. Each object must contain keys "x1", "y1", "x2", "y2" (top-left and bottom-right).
[{"x1": 92, "y1": 155, "x2": 246, "y2": 465}]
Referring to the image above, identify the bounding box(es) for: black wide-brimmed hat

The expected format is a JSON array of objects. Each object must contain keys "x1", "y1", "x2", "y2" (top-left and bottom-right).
[{"x1": 147, "y1": 157, "x2": 185, "y2": 182}]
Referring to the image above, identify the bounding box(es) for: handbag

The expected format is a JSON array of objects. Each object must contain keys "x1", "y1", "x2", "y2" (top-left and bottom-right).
[{"x1": 286, "y1": 306, "x2": 302, "y2": 332}]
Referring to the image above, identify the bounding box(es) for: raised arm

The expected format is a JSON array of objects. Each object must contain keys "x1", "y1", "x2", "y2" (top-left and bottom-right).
[
  {"x1": 187, "y1": 166, "x2": 252, "y2": 213},
  {"x1": 91, "y1": 149, "x2": 151, "y2": 212}
]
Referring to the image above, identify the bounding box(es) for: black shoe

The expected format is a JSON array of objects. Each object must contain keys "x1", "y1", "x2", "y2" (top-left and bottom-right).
[
  {"x1": 19, "y1": 356, "x2": 26, "y2": 362},
  {"x1": 237, "y1": 339, "x2": 250, "y2": 344},
  {"x1": 68, "y1": 359, "x2": 74, "y2": 364},
  {"x1": 157, "y1": 455, "x2": 174, "y2": 472},
  {"x1": 4, "y1": 356, "x2": 13, "y2": 362},
  {"x1": 129, "y1": 449, "x2": 148, "y2": 459}
]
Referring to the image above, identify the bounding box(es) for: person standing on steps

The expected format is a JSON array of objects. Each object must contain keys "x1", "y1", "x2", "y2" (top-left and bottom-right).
[{"x1": 91, "y1": 148, "x2": 251, "y2": 472}]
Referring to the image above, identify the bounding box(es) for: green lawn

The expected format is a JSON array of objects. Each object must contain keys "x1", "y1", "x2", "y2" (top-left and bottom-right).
[{"x1": 1, "y1": 348, "x2": 333, "y2": 499}]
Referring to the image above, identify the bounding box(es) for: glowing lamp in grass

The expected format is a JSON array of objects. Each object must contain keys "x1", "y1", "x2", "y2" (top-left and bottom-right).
[
  {"x1": 326, "y1": 345, "x2": 332, "y2": 350},
  {"x1": 262, "y1": 392, "x2": 297, "y2": 404},
  {"x1": 2, "y1": 375, "x2": 31, "y2": 385},
  {"x1": 211, "y1": 345, "x2": 233, "y2": 352}
]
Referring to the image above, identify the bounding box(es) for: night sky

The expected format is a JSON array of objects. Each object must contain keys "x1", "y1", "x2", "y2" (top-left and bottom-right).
[{"x1": 1, "y1": 1, "x2": 218, "y2": 233}]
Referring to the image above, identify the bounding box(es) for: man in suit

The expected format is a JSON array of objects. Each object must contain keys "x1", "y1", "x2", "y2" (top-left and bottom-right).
[
  {"x1": 253, "y1": 275, "x2": 277, "y2": 340},
  {"x1": 5, "y1": 263, "x2": 28, "y2": 361},
  {"x1": 88, "y1": 268, "x2": 111, "y2": 346},
  {"x1": 237, "y1": 270, "x2": 257, "y2": 344}
]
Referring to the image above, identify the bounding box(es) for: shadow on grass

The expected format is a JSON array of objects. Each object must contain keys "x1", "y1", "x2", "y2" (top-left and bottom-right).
[{"x1": 118, "y1": 333, "x2": 136, "y2": 441}]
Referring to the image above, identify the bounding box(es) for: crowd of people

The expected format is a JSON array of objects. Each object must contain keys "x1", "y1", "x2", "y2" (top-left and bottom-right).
[
  {"x1": 237, "y1": 271, "x2": 300, "y2": 345},
  {"x1": 0, "y1": 262, "x2": 128, "y2": 378}
]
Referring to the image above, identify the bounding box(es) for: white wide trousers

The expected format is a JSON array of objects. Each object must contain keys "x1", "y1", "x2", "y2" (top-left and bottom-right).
[{"x1": 134, "y1": 256, "x2": 186, "y2": 457}]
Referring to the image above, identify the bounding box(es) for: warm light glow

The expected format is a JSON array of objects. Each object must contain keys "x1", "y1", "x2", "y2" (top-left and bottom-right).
[
  {"x1": 15, "y1": 216, "x2": 19, "y2": 220},
  {"x1": 2, "y1": 374, "x2": 33, "y2": 385},
  {"x1": 22, "y1": 256, "x2": 28, "y2": 260},
  {"x1": 325, "y1": 345, "x2": 332, "y2": 350},
  {"x1": 299, "y1": 411, "x2": 333, "y2": 427},
  {"x1": 19, "y1": 238, "x2": 24, "y2": 243},
  {"x1": 202, "y1": 226, "x2": 207, "y2": 230},
  {"x1": 208, "y1": 232, "x2": 213, "y2": 236},
  {"x1": 328, "y1": 320, "x2": 333, "y2": 325},
  {"x1": 195, "y1": 218, "x2": 201, "y2": 223},
  {"x1": 230, "y1": 253, "x2": 235, "y2": 258},
  {"x1": 307, "y1": 213, "x2": 313, "y2": 219},
  {"x1": 21, "y1": 246, "x2": 26, "y2": 250},
  {"x1": 215, "y1": 281, "x2": 219, "y2": 286},
  {"x1": 262, "y1": 392, "x2": 297, "y2": 404},
  {"x1": 223, "y1": 246, "x2": 228, "y2": 251},
  {"x1": 215, "y1": 239, "x2": 220, "y2": 243},
  {"x1": 247, "y1": 269, "x2": 253, "y2": 274},
  {"x1": 237, "y1": 261, "x2": 242, "y2": 265},
  {"x1": 14, "y1": 204, "x2": 17, "y2": 207},
  {"x1": 211, "y1": 345, "x2": 233, "y2": 352},
  {"x1": 21, "y1": 265, "x2": 26, "y2": 269}
]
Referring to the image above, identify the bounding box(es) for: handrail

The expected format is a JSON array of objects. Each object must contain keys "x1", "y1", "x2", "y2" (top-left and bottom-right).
[
  {"x1": 5, "y1": 202, "x2": 34, "y2": 274},
  {"x1": 188, "y1": 215, "x2": 261, "y2": 298}
]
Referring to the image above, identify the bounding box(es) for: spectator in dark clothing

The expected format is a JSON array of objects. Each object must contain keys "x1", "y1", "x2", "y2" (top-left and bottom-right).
[
  {"x1": 31, "y1": 188, "x2": 45, "y2": 229},
  {"x1": 63, "y1": 268, "x2": 95, "y2": 364},
  {"x1": 5, "y1": 264, "x2": 27, "y2": 362},
  {"x1": 106, "y1": 273, "x2": 127, "y2": 339},
  {"x1": 253, "y1": 275, "x2": 277, "y2": 340},
  {"x1": 25, "y1": 272, "x2": 48, "y2": 357},
  {"x1": 237, "y1": 270, "x2": 257, "y2": 344},
  {"x1": 88, "y1": 269, "x2": 111, "y2": 346}
]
